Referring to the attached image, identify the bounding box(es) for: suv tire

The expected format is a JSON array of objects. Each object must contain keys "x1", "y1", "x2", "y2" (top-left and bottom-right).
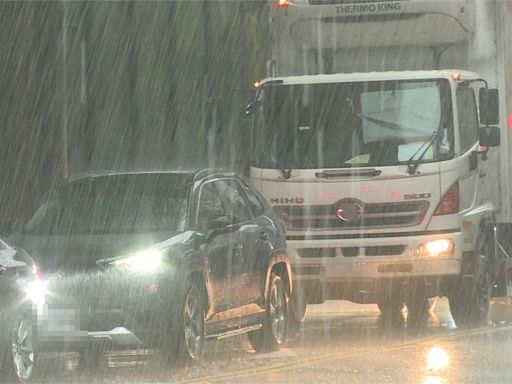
[{"x1": 248, "y1": 272, "x2": 288, "y2": 352}]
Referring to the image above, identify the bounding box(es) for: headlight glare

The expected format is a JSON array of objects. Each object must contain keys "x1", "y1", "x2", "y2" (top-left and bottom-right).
[
  {"x1": 113, "y1": 250, "x2": 162, "y2": 273},
  {"x1": 24, "y1": 279, "x2": 48, "y2": 305},
  {"x1": 415, "y1": 239, "x2": 454, "y2": 257}
]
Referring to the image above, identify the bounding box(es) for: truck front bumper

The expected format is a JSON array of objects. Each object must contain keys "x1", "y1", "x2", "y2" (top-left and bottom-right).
[{"x1": 288, "y1": 230, "x2": 463, "y2": 283}]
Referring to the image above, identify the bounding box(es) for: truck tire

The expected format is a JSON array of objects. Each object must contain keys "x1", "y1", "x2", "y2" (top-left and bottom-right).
[
  {"x1": 289, "y1": 291, "x2": 307, "y2": 331},
  {"x1": 449, "y1": 234, "x2": 493, "y2": 328},
  {"x1": 427, "y1": 297, "x2": 438, "y2": 312},
  {"x1": 377, "y1": 290, "x2": 404, "y2": 324},
  {"x1": 248, "y1": 272, "x2": 289, "y2": 353},
  {"x1": 405, "y1": 294, "x2": 430, "y2": 328}
]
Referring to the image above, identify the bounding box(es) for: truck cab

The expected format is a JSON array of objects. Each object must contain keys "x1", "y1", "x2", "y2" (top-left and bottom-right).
[{"x1": 248, "y1": 0, "x2": 511, "y2": 327}]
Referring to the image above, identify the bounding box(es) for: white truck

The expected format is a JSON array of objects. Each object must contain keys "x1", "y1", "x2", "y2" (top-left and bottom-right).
[{"x1": 247, "y1": 0, "x2": 512, "y2": 327}]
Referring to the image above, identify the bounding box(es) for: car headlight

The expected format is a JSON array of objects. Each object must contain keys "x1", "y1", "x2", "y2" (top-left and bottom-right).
[
  {"x1": 113, "y1": 250, "x2": 162, "y2": 273},
  {"x1": 415, "y1": 239, "x2": 454, "y2": 257},
  {"x1": 24, "y1": 279, "x2": 48, "y2": 305}
]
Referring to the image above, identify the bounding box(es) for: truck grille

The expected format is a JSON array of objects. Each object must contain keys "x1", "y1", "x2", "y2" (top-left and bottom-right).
[
  {"x1": 296, "y1": 245, "x2": 407, "y2": 258},
  {"x1": 277, "y1": 201, "x2": 429, "y2": 231}
]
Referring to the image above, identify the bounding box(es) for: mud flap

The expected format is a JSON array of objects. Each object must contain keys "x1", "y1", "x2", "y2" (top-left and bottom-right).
[{"x1": 493, "y1": 243, "x2": 512, "y2": 297}]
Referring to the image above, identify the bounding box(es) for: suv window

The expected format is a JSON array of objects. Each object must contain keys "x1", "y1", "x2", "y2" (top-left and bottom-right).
[
  {"x1": 196, "y1": 181, "x2": 226, "y2": 233},
  {"x1": 215, "y1": 179, "x2": 252, "y2": 224},
  {"x1": 457, "y1": 87, "x2": 480, "y2": 153},
  {"x1": 239, "y1": 180, "x2": 265, "y2": 218}
]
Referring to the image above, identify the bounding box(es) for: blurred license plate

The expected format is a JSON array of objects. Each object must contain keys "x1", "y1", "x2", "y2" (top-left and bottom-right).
[
  {"x1": 378, "y1": 263, "x2": 412, "y2": 273},
  {"x1": 36, "y1": 305, "x2": 88, "y2": 342},
  {"x1": 45, "y1": 307, "x2": 82, "y2": 332}
]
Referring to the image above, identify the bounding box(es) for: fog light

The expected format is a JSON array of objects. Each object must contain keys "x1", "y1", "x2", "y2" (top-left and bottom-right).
[{"x1": 415, "y1": 239, "x2": 454, "y2": 257}]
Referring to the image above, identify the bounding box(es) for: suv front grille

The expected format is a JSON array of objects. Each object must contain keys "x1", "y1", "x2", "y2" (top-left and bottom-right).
[{"x1": 277, "y1": 200, "x2": 429, "y2": 231}]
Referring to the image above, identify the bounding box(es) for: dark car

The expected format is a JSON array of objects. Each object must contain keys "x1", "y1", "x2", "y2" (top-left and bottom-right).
[
  {"x1": 4, "y1": 169, "x2": 292, "y2": 382},
  {"x1": 0, "y1": 238, "x2": 41, "y2": 383}
]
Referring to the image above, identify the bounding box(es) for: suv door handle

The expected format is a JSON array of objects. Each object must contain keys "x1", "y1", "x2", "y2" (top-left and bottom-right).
[
  {"x1": 260, "y1": 231, "x2": 269, "y2": 241},
  {"x1": 232, "y1": 244, "x2": 243, "y2": 257}
]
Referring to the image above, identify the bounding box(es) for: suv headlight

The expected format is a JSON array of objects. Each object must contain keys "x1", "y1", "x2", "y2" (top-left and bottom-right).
[
  {"x1": 113, "y1": 250, "x2": 162, "y2": 273},
  {"x1": 24, "y1": 279, "x2": 48, "y2": 305}
]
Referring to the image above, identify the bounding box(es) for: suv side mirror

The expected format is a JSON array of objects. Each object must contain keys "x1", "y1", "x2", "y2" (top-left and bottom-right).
[
  {"x1": 480, "y1": 126, "x2": 500, "y2": 147},
  {"x1": 207, "y1": 215, "x2": 232, "y2": 231},
  {"x1": 479, "y1": 88, "x2": 499, "y2": 125},
  {"x1": 205, "y1": 215, "x2": 234, "y2": 242}
]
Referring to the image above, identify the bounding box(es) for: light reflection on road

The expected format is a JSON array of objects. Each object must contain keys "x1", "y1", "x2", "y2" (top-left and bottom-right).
[
  {"x1": 31, "y1": 297, "x2": 512, "y2": 383},
  {"x1": 426, "y1": 346, "x2": 449, "y2": 372}
]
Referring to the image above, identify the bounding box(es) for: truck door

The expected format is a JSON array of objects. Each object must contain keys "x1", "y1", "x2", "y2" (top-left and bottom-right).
[{"x1": 456, "y1": 85, "x2": 498, "y2": 210}]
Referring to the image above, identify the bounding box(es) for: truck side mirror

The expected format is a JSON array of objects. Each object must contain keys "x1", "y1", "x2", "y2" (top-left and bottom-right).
[
  {"x1": 479, "y1": 88, "x2": 499, "y2": 125},
  {"x1": 479, "y1": 126, "x2": 500, "y2": 147}
]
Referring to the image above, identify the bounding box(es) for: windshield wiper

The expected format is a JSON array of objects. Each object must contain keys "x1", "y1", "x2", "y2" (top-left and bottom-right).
[
  {"x1": 406, "y1": 131, "x2": 439, "y2": 175},
  {"x1": 316, "y1": 169, "x2": 382, "y2": 178},
  {"x1": 361, "y1": 115, "x2": 426, "y2": 135}
]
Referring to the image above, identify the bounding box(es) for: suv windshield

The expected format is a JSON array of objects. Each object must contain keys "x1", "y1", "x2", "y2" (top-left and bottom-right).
[
  {"x1": 252, "y1": 79, "x2": 453, "y2": 169},
  {"x1": 23, "y1": 174, "x2": 190, "y2": 235}
]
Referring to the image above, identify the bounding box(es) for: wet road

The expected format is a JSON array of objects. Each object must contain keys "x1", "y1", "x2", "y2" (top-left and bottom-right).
[{"x1": 34, "y1": 298, "x2": 512, "y2": 383}]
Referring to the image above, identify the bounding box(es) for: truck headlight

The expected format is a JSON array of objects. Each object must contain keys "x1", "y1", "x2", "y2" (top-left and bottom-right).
[
  {"x1": 24, "y1": 279, "x2": 48, "y2": 305},
  {"x1": 113, "y1": 250, "x2": 162, "y2": 273},
  {"x1": 415, "y1": 239, "x2": 454, "y2": 257}
]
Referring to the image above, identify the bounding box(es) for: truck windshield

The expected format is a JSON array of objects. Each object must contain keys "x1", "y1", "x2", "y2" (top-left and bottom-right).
[{"x1": 252, "y1": 79, "x2": 453, "y2": 169}]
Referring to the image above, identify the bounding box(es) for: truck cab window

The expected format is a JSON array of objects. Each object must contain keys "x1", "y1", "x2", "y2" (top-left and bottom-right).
[{"x1": 457, "y1": 87, "x2": 480, "y2": 153}]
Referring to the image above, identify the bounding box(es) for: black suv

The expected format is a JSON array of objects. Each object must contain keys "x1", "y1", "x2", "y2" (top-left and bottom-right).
[{"x1": 4, "y1": 170, "x2": 292, "y2": 382}]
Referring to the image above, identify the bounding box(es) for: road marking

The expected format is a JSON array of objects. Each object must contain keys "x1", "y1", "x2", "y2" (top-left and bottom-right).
[{"x1": 178, "y1": 324, "x2": 512, "y2": 383}]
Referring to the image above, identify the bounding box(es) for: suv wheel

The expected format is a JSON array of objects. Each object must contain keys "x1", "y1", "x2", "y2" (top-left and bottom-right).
[
  {"x1": 248, "y1": 272, "x2": 288, "y2": 353},
  {"x1": 181, "y1": 284, "x2": 206, "y2": 361},
  {"x1": 10, "y1": 318, "x2": 38, "y2": 383}
]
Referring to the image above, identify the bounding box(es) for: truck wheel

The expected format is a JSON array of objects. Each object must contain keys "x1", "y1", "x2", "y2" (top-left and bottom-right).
[
  {"x1": 378, "y1": 299, "x2": 403, "y2": 322},
  {"x1": 377, "y1": 289, "x2": 404, "y2": 325},
  {"x1": 405, "y1": 293, "x2": 430, "y2": 328},
  {"x1": 449, "y1": 236, "x2": 493, "y2": 328},
  {"x1": 178, "y1": 283, "x2": 206, "y2": 362},
  {"x1": 289, "y1": 292, "x2": 307, "y2": 330},
  {"x1": 377, "y1": 301, "x2": 405, "y2": 313},
  {"x1": 248, "y1": 272, "x2": 289, "y2": 353},
  {"x1": 427, "y1": 297, "x2": 438, "y2": 312}
]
